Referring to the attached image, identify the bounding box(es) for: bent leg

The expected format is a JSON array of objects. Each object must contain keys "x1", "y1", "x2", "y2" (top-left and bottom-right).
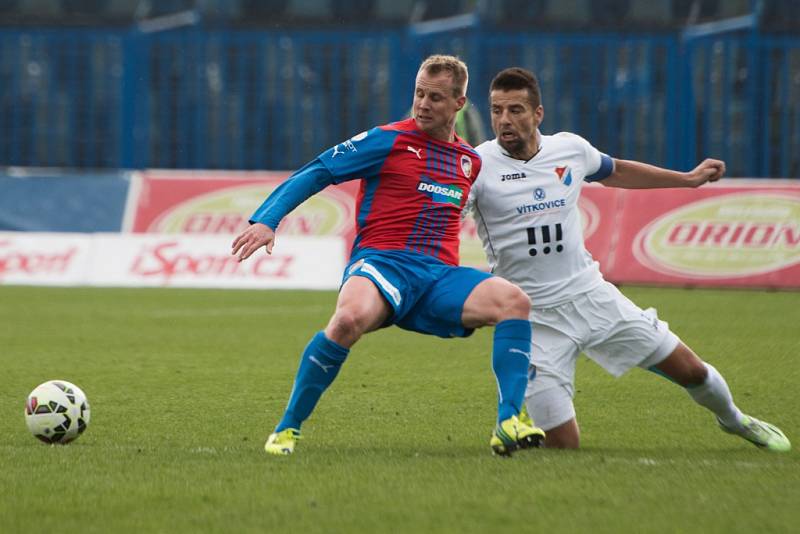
[
  {"x1": 461, "y1": 277, "x2": 530, "y2": 327},
  {"x1": 525, "y1": 366, "x2": 580, "y2": 449},
  {"x1": 463, "y1": 277, "x2": 532, "y2": 422},
  {"x1": 325, "y1": 275, "x2": 393, "y2": 348},
  {"x1": 275, "y1": 275, "x2": 392, "y2": 432},
  {"x1": 648, "y1": 342, "x2": 790, "y2": 451},
  {"x1": 649, "y1": 341, "x2": 743, "y2": 428}
]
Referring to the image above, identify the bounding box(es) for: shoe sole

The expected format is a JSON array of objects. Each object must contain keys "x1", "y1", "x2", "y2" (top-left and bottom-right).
[
  {"x1": 491, "y1": 432, "x2": 545, "y2": 456},
  {"x1": 265, "y1": 447, "x2": 292, "y2": 454},
  {"x1": 518, "y1": 433, "x2": 545, "y2": 449}
]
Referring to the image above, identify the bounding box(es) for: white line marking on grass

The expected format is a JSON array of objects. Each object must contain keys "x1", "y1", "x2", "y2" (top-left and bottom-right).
[
  {"x1": 603, "y1": 457, "x2": 768, "y2": 469},
  {"x1": 150, "y1": 305, "x2": 329, "y2": 318}
]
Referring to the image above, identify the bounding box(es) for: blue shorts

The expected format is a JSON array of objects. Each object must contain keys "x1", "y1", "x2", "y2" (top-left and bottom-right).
[{"x1": 342, "y1": 248, "x2": 492, "y2": 338}]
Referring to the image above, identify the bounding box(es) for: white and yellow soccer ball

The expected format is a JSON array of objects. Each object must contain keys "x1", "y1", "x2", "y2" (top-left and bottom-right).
[{"x1": 24, "y1": 380, "x2": 91, "y2": 444}]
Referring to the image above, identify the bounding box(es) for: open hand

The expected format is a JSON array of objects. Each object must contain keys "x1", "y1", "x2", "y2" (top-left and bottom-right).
[{"x1": 231, "y1": 223, "x2": 275, "y2": 262}]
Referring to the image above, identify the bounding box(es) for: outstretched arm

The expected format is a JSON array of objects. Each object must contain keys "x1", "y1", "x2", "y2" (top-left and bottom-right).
[
  {"x1": 600, "y1": 158, "x2": 725, "y2": 189},
  {"x1": 231, "y1": 159, "x2": 335, "y2": 262}
]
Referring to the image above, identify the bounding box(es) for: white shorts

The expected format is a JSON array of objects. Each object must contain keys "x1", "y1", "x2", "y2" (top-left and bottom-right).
[{"x1": 525, "y1": 281, "x2": 680, "y2": 431}]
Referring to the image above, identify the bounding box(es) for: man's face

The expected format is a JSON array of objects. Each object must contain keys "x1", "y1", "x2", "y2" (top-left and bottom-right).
[
  {"x1": 490, "y1": 88, "x2": 543, "y2": 157},
  {"x1": 412, "y1": 69, "x2": 465, "y2": 140}
]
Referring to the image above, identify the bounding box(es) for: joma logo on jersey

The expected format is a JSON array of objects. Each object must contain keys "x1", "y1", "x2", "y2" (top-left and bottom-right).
[
  {"x1": 501, "y1": 172, "x2": 527, "y2": 182},
  {"x1": 417, "y1": 181, "x2": 464, "y2": 206}
]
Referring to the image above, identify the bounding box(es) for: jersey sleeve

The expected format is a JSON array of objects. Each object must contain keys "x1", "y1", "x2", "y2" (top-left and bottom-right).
[
  {"x1": 581, "y1": 136, "x2": 614, "y2": 182},
  {"x1": 249, "y1": 158, "x2": 335, "y2": 230},
  {"x1": 318, "y1": 126, "x2": 398, "y2": 183},
  {"x1": 464, "y1": 183, "x2": 477, "y2": 220}
]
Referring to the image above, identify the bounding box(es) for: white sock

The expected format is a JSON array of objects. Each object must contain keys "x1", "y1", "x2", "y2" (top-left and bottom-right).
[{"x1": 686, "y1": 362, "x2": 744, "y2": 429}]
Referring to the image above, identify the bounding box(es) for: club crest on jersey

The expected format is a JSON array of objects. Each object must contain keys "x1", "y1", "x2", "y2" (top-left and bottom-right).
[
  {"x1": 417, "y1": 179, "x2": 464, "y2": 206},
  {"x1": 555, "y1": 165, "x2": 573, "y2": 186},
  {"x1": 460, "y1": 155, "x2": 473, "y2": 178}
]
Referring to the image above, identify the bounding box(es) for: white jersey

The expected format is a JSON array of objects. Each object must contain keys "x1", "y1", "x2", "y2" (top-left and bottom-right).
[{"x1": 469, "y1": 132, "x2": 614, "y2": 307}]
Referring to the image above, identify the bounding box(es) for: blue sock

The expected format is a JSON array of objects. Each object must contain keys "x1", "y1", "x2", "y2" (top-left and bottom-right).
[
  {"x1": 493, "y1": 319, "x2": 532, "y2": 423},
  {"x1": 275, "y1": 331, "x2": 349, "y2": 432}
]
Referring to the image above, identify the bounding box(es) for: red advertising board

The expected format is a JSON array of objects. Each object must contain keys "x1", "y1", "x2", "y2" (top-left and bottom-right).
[
  {"x1": 579, "y1": 184, "x2": 622, "y2": 272},
  {"x1": 127, "y1": 170, "x2": 360, "y2": 246},
  {"x1": 605, "y1": 183, "x2": 800, "y2": 288},
  {"x1": 126, "y1": 172, "x2": 800, "y2": 289}
]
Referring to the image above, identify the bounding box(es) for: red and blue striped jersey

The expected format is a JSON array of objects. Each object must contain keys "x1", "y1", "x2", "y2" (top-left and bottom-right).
[
  {"x1": 250, "y1": 118, "x2": 481, "y2": 266},
  {"x1": 320, "y1": 118, "x2": 481, "y2": 265}
]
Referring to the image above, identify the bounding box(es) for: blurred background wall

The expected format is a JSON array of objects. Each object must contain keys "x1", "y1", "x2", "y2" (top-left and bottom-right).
[{"x1": 0, "y1": 0, "x2": 798, "y2": 176}]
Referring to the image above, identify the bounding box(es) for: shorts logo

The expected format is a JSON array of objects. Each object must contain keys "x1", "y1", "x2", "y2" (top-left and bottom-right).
[
  {"x1": 555, "y1": 166, "x2": 572, "y2": 186},
  {"x1": 347, "y1": 259, "x2": 365, "y2": 275},
  {"x1": 460, "y1": 155, "x2": 473, "y2": 178},
  {"x1": 417, "y1": 180, "x2": 464, "y2": 206}
]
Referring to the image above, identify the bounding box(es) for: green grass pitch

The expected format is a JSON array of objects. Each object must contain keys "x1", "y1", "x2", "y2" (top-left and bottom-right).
[{"x1": 1, "y1": 285, "x2": 798, "y2": 533}]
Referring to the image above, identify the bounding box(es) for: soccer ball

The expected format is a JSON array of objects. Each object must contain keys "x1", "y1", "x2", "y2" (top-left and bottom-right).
[{"x1": 24, "y1": 380, "x2": 91, "y2": 444}]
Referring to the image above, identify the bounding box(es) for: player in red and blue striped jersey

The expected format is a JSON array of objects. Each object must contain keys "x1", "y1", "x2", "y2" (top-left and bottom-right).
[{"x1": 232, "y1": 55, "x2": 545, "y2": 456}]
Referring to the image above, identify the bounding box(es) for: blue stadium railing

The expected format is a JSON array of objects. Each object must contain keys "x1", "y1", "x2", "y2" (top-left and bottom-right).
[{"x1": 0, "y1": 28, "x2": 798, "y2": 177}]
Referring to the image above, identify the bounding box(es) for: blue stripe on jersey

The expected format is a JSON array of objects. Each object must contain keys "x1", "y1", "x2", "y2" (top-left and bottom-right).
[
  {"x1": 585, "y1": 154, "x2": 614, "y2": 182},
  {"x1": 406, "y1": 201, "x2": 449, "y2": 259},
  {"x1": 352, "y1": 177, "x2": 382, "y2": 251},
  {"x1": 427, "y1": 205, "x2": 448, "y2": 258},
  {"x1": 406, "y1": 203, "x2": 430, "y2": 256},
  {"x1": 426, "y1": 142, "x2": 439, "y2": 175},
  {"x1": 428, "y1": 143, "x2": 458, "y2": 179},
  {"x1": 418, "y1": 206, "x2": 436, "y2": 256},
  {"x1": 424, "y1": 208, "x2": 443, "y2": 258},
  {"x1": 405, "y1": 202, "x2": 428, "y2": 255}
]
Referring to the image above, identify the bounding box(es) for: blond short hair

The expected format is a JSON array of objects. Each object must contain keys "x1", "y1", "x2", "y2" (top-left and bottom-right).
[{"x1": 418, "y1": 55, "x2": 469, "y2": 98}]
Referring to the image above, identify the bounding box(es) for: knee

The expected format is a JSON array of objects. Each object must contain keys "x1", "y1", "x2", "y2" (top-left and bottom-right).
[
  {"x1": 499, "y1": 284, "x2": 531, "y2": 320},
  {"x1": 463, "y1": 279, "x2": 531, "y2": 327},
  {"x1": 326, "y1": 309, "x2": 367, "y2": 346},
  {"x1": 684, "y1": 360, "x2": 709, "y2": 386},
  {"x1": 655, "y1": 343, "x2": 709, "y2": 387}
]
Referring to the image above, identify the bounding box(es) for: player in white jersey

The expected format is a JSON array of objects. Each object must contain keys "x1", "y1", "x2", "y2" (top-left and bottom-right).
[{"x1": 468, "y1": 67, "x2": 790, "y2": 451}]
